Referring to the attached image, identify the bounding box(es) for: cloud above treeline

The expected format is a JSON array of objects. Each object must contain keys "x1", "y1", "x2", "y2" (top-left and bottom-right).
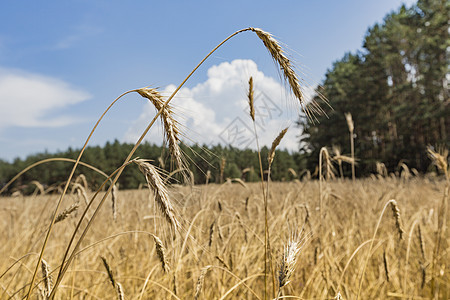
[
  {"x1": 126, "y1": 59, "x2": 314, "y2": 151},
  {"x1": 0, "y1": 68, "x2": 91, "y2": 130}
]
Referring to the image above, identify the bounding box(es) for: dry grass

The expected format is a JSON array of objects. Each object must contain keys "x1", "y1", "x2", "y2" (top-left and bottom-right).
[{"x1": 1, "y1": 176, "x2": 448, "y2": 299}]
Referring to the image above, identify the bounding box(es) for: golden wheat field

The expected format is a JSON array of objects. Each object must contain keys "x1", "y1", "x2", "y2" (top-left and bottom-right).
[
  {"x1": 1, "y1": 175, "x2": 448, "y2": 299},
  {"x1": 0, "y1": 25, "x2": 448, "y2": 300}
]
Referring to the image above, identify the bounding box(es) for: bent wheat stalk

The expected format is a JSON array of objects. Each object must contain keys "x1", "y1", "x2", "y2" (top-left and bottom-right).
[
  {"x1": 49, "y1": 160, "x2": 137, "y2": 298},
  {"x1": 24, "y1": 88, "x2": 136, "y2": 300}
]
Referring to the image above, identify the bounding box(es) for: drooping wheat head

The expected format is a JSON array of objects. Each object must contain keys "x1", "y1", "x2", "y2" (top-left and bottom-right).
[
  {"x1": 135, "y1": 159, "x2": 180, "y2": 232},
  {"x1": 54, "y1": 203, "x2": 79, "y2": 224},
  {"x1": 319, "y1": 147, "x2": 336, "y2": 181},
  {"x1": 389, "y1": 200, "x2": 404, "y2": 240},
  {"x1": 249, "y1": 28, "x2": 325, "y2": 120},
  {"x1": 137, "y1": 88, "x2": 185, "y2": 176},
  {"x1": 153, "y1": 235, "x2": 170, "y2": 273},
  {"x1": 73, "y1": 182, "x2": 89, "y2": 204},
  {"x1": 376, "y1": 162, "x2": 388, "y2": 178},
  {"x1": 427, "y1": 146, "x2": 448, "y2": 180}
]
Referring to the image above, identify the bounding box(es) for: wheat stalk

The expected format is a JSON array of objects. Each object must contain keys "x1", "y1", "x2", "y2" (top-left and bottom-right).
[
  {"x1": 376, "y1": 162, "x2": 388, "y2": 178},
  {"x1": 101, "y1": 256, "x2": 126, "y2": 300}
]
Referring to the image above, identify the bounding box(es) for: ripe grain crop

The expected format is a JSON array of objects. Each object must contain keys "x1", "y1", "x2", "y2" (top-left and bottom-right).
[
  {"x1": 0, "y1": 27, "x2": 447, "y2": 300},
  {"x1": 0, "y1": 177, "x2": 447, "y2": 298}
]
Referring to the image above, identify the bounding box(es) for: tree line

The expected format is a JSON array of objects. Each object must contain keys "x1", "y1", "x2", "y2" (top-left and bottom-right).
[
  {"x1": 299, "y1": 0, "x2": 448, "y2": 176},
  {"x1": 0, "y1": 140, "x2": 304, "y2": 193}
]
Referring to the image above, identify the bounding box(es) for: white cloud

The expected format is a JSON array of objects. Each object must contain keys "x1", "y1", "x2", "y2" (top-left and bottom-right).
[
  {"x1": 125, "y1": 59, "x2": 307, "y2": 151},
  {"x1": 0, "y1": 68, "x2": 90, "y2": 129}
]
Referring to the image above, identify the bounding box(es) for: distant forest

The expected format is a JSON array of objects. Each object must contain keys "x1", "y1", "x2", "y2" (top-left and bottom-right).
[
  {"x1": 299, "y1": 0, "x2": 448, "y2": 173},
  {"x1": 0, "y1": 141, "x2": 306, "y2": 193},
  {"x1": 0, "y1": 0, "x2": 448, "y2": 193}
]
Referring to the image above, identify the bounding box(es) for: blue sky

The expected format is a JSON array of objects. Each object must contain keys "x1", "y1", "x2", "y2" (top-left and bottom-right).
[{"x1": 0, "y1": 0, "x2": 416, "y2": 161}]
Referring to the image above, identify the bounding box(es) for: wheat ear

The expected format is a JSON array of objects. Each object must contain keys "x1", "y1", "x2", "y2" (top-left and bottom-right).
[
  {"x1": 101, "y1": 256, "x2": 116, "y2": 288},
  {"x1": 276, "y1": 234, "x2": 305, "y2": 299},
  {"x1": 389, "y1": 200, "x2": 404, "y2": 240},
  {"x1": 208, "y1": 221, "x2": 215, "y2": 248},
  {"x1": 153, "y1": 235, "x2": 170, "y2": 273},
  {"x1": 116, "y1": 282, "x2": 124, "y2": 300},
  {"x1": 268, "y1": 128, "x2": 289, "y2": 167},
  {"x1": 248, "y1": 76, "x2": 255, "y2": 121},
  {"x1": 111, "y1": 184, "x2": 118, "y2": 220},
  {"x1": 137, "y1": 88, "x2": 184, "y2": 175},
  {"x1": 383, "y1": 251, "x2": 390, "y2": 282},
  {"x1": 427, "y1": 146, "x2": 448, "y2": 180},
  {"x1": 194, "y1": 265, "x2": 212, "y2": 300},
  {"x1": 54, "y1": 203, "x2": 79, "y2": 224},
  {"x1": 249, "y1": 28, "x2": 323, "y2": 120},
  {"x1": 135, "y1": 159, "x2": 180, "y2": 231},
  {"x1": 417, "y1": 224, "x2": 426, "y2": 260},
  {"x1": 41, "y1": 259, "x2": 52, "y2": 298}
]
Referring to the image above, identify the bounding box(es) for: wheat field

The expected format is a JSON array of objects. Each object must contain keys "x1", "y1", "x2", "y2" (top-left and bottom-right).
[
  {"x1": 0, "y1": 175, "x2": 448, "y2": 299},
  {"x1": 0, "y1": 26, "x2": 448, "y2": 299}
]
